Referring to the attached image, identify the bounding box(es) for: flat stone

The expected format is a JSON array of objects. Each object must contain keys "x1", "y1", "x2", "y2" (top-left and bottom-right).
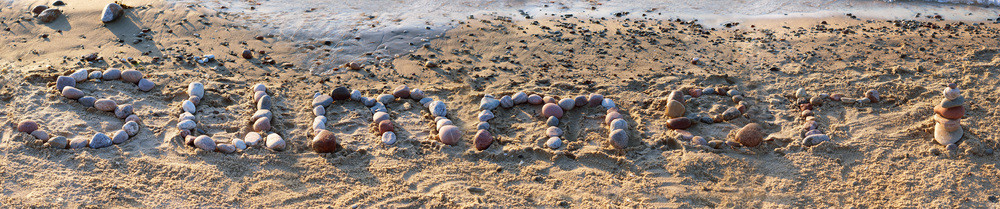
[
  {"x1": 934, "y1": 105, "x2": 965, "y2": 119},
  {"x1": 546, "y1": 137, "x2": 563, "y2": 149},
  {"x1": 251, "y1": 109, "x2": 272, "y2": 122},
  {"x1": 69, "y1": 137, "x2": 89, "y2": 149},
  {"x1": 46, "y1": 136, "x2": 68, "y2": 149},
  {"x1": 257, "y1": 95, "x2": 271, "y2": 110},
  {"x1": 438, "y1": 125, "x2": 461, "y2": 145},
  {"x1": 944, "y1": 87, "x2": 961, "y2": 100},
  {"x1": 500, "y1": 95, "x2": 514, "y2": 108},
  {"x1": 313, "y1": 95, "x2": 333, "y2": 107},
  {"x1": 61, "y1": 86, "x2": 84, "y2": 100},
  {"x1": 102, "y1": 69, "x2": 121, "y2": 80},
  {"x1": 546, "y1": 127, "x2": 563, "y2": 137},
  {"x1": 177, "y1": 120, "x2": 196, "y2": 130},
  {"x1": 377, "y1": 94, "x2": 395, "y2": 104},
  {"x1": 121, "y1": 70, "x2": 143, "y2": 84},
  {"x1": 56, "y1": 76, "x2": 75, "y2": 91},
  {"x1": 111, "y1": 130, "x2": 129, "y2": 144},
  {"x1": 934, "y1": 122, "x2": 962, "y2": 145},
  {"x1": 137, "y1": 79, "x2": 155, "y2": 91},
  {"x1": 602, "y1": 98, "x2": 616, "y2": 109},
  {"x1": 194, "y1": 135, "x2": 215, "y2": 151},
  {"x1": 478, "y1": 110, "x2": 494, "y2": 122},
  {"x1": 31, "y1": 130, "x2": 49, "y2": 141},
  {"x1": 802, "y1": 134, "x2": 830, "y2": 146},
  {"x1": 181, "y1": 100, "x2": 196, "y2": 114},
  {"x1": 939, "y1": 95, "x2": 964, "y2": 108},
  {"x1": 95, "y1": 99, "x2": 117, "y2": 112}
]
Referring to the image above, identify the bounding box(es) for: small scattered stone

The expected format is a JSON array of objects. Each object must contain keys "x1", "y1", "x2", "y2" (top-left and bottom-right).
[
  {"x1": 114, "y1": 104, "x2": 133, "y2": 119},
  {"x1": 474, "y1": 130, "x2": 494, "y2": 151},
  {"x1": 112, "y1": 130, "x2": 129, "y2": 144},
  {"x1": 527, "y1": 94, "x2": 543, "y2": 105},
  {"x1": 46, "y1": 136, "x2": 68, "y2": 149},
  {"x1": 137, "y1": 79, "x2": 155, "y2": 91},
  {"x1": 512, "y1": 92, "x2": 528, "y2": 104},
  {"x1": 734, "y1": 123, "x2": 765, "y2": 147},
  {"x1": 241, "y1": 50, "x2": 253, "y2": 59},
  {"x1": 89, "y1": 133, "x2": 112, "y2": 149},
  {"x1": 546, "y1": 116, "x2": 559, "y2": 126},
  {"x1": 500, "y1": 95, "x2": 514, "y2": 108},
  {"x1": 95, "y1": 99, "x2": 118, "y2": 112},
  {"x1": 438, "y1": 125, "x2": 462, "y2": 145},
  {"x1": 121, "y1": 69, "x2": 143, "y2": 83},
  {"x1": 253, "y1": 117, "x2": 271, "y2": 132},
  {"x1": 37, "y1": 8, "x2": 61, "y2": 23},
  {"x1": 89, "y1": 71, "x2": 102, "y2": 80},
  {"x1": 809, "y1": 96, "x2": 823, "y2": 106},
  {"x1": 609, "y1": 129, "x2": 629, "y2": 149},
  {"x1": 266, "y1": 133, "x2": 286, "y2": 151},
  {"x1": 795, "y1": 88, "x2": 808, "y2": 99},
  {"x1": 30, "y1": 130, "x2": 49, "y2": 141},
  {"x1": 546, "y1": 137, "x2": 563, "y2": 149},
  {"x1": 865, "y1": 89, "x2": 880, "y2": 103},
  {"x1": 312, "y1": 130, "x2": 342, "y2": 153},
  {"x1": 61, "y1": 86, "x2": 84, "y2": 100},
  {"x1": 558, "y1": 98, "x2": 575, "y2": 111},
  {"x1": 100, "y1": 3, "x2": 123, "y2": 23},
  {"x1": 541, "y1": 103, "x2": 564, "y2": 119},
  {"x1": 666, "y1": 117, "x2": 692, "y2": 129}
]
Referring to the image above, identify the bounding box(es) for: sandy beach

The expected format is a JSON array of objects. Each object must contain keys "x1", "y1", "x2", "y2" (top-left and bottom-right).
[{"x1": 3, "y1": 0, "x2": 1000, "y2": 208}]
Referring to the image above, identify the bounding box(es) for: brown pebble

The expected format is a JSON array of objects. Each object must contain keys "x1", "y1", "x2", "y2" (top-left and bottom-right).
[
  {"x1": 473, "y1": 130, "x2": 493, "y2": 151},
  {"x1": 241, "y1": 50, "x2": 253, "y2": 59},
  {"x1": 378, "y1": 120, "x2": 394, "y2": 134},
  {"x1": 94, "y1": 99, "x2": 117, "y2": 112},
  {"x1": 666, "y1": 117, "x2": 691, "y2": 129},
  {"x1": 18, "y1": 120, "x2": 39, "y2": 133},
  {"x1": 541, "y1": 103, "x2": 564, "y2": 119},
  {"x1": 734, "y1": 123, "x2": 765, "y2": 147},
  {"x1": 312, "y1": 130, "x2": 342, "y2": 153}
]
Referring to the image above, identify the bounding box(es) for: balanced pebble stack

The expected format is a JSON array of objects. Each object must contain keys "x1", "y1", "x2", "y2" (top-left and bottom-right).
[{"x1": 933, "y1": 83, "x2": 964, "y2": 147}]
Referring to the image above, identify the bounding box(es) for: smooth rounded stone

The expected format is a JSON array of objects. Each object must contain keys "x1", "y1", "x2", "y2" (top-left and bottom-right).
[
  {"x1": 55, "y1": 76, "x2": 76, "y2": 91},
  {"x1": 527, "y1": 94, "x2": 544, "y2": 105},
  {"x1": 727, "y1": 89, "x2": 741, "y2": 97},
  {"x1": 372, "y1": 112, "x2": 391, "y2": 124},
  {"x1": 830, "y1": 93, "x2": 844, "y2": 101},
  {"x1": 253, "y1": 117, "x2": 272, "y2": 132},
  {"x1": 803, "y1": 129, "x2": 823, "y2": 137},
  {"x1": 61, "y1": 86, "x2": 84, "y2": 100},
  {"x1": 841, "y1": 97, "x2": 856, "y2": 104},
  {"x1": 558, "y1": 98, "x2": 575, "y2": 111},
  {"x1": 569, "y1": 96, "x2": 586, "y2": 108},
  {"x1": 184, "y1": 135, "x2": 197, "y2": 147},
  {"x1": 88, "y1": 71, "x2": 102, "y2": 80},
  {"x1": 363, "y1": 97, "x2": 378, "y2": 107},
  {"x1": 939, "y1": 95, "x2": 965, "y2": 108},
  {"x1": 266, "y1": 133, "x2": 286, "y2": 151},
  {"x1": 121, "y1": 69, "x2": 143, "y2": 83},
  {"x1": 30, "y1": 130, "x2": 49, "y2": 141},
  {"x1": 376, "y1": 94, "x2": 395, "y2": 104},
  {"x1": 946, "y1": 143, "x2": 959, "y2": 151},
  {"x1": 944, "y1": 87, "x2": 961, "y2": 100},
  {"x1": 809, "y1": 96, "x2": 823, "y2": 106},
  {"x1": 609, "y1": 129, "x2": 629, "y2": 149},
  {"x1": 378, "y1": 120, "x2": 394, "y2": 134},
  {"x1": 244, "y1": 132, "x2": 262, "y2": 146},
  {"x1": 311, "y1": 116, "x2": 327, "y2": 132},
  {"x1": 31, "y1": 5, "x2": 48, "y2": 15},
  {"x1": 610, "y1": 118, "x2": 628, "y2": 130},
  {"x1": 934, "y1": 114, "x2": 961, "y2": 132},
  {"x1": 795, "y1": 88, "x2": 808, "y2": 99},
  {"x1": 392, "y1": 85, "x2": 411, "y2": 99},
  {"x1": 124, "y1": 115, "x2": 140, "y2": 124},
  {"x1": 405, "y1": 89, "x2": 424, "y2": 101},
  {"x1": 734, "y1": 123, "x2": 765, "y2": 147},
  {"x1": 122, "y1": 121, "x2": 139, "y2": 136},
  {"x1": 313, "y1": 105, "x2": 325, "y2": 116},
  {"x1": 181, "y1": 100, "x2": 196, "y2": 114},
  {"x1": 312, "y1": 95, "x2": 333, "y2": 107},
  {"x1": 512, "y1": 92, "x2": 528, "y2": 104},
  {"x1": 102, "y1": 69, "x2": 121, "y2": 80},
  {"x1": 418, "y1": 97, "x2": 433, "y2": 106},
  {"x1": 666, "y1": 117, "x2": 692, "y2": 129},
  {"x1": 546, "y1": 126, "x2": 563, "y2": 137},
  {"x1": 94, "y1": 99, "x2": 117, "y2": 112},
  {"x1": 241, "y1": 50, "x2": 254, "y2": 59},
  {"x1": 188, "y1": 95, "x2": 202, "y2": 106},
  {"x1": 702, "y1": 88, "x2": 717, "y2": 96},
  {"x1": 689, "y1": 136, "x2": 707, "y2": 146},
  {"x1": 101, "y1": 3, "x2": 123, "y2": 22},
  {"x1": 541, "y1": 103, "x2": 564, "y2": 119},
  {"x1": 215, "y1": 144, "x2": 236, "y2": 153},
  {"x1": 477, "y1": 122, "x2": 490, "y2": 130},
  {"x1": 312, "y1": 130, "x2": 342, "y2": 153},
  {"x1": 605, "y1": 111, "x2": 623, "y2": 125},
  {"x1": 257, "y1": 95, "x2": 271, "y2": 110},
  {"x1": 802, "y1": 134, "x2": 830, "y2": 146},
  {"x1": 37, "y1": 8, "x2": 61, "y2": 23},
  {"x1": 436, "y1": 119, "x2": 454, "y2": 131},
  {"x1": 246, "y1": 84, "x2": 265, "y2": 93},
  {"x1": 69, "y1": 137, "x2": 89, "y2": 149},
  {"x1": 134, "y1": 79, "x2": 155, "y2": 92},
  {"x1": 480, "y1": 97, "x2": 500, "y2": 110},
  {"x1": 437, "y1": 125, "x2": 462, "y2": 145},
  {"x1": 382, "y1": 131, "x2": 397, "y2": 145},
  {"x1": 17, "y1": 120, "x2": 39, "y2": 133},
  {"x1": 429, "y1": 101, "x2": 447, "y2": 117},
  {"x1": 114, "y1": 104, "x2": 133, "y2": 118},
  {"x1": 233, "y1": 138, "x2": 247, "y2": 151},
  {"x1": 934, "y1": 122, "x2": 963, "y2": 145},
  {"x1": 934, "y1": 105, "x2": 965, "y2": 119},
  {"x1": 721, "y1": 107, "x2": 742, "y2": 121},
  {"x1": 370, "y1": 102, "x2": 387, "y2": 113},
  {"x1": 46, "y1": 136, "x2": 68, "y2": 149},
  {"x1": 499, "y1": 95, "x2": 514, "y2": 108},
  {"x1": 177, "y1": 120, "x2": 196, "y2": 130},
  {"x1": 667, "y1": 90, "x2": 684, "y2": 103},
  {"x1": 665, "y1": 100, "x2": 685, "y2": 118},
  {"x1": 251, "y1": 109, "x2": 272, "y2": 123},
  {"x1": 546, "y1": 116, "x2": 559, "y2": 127},
  {"x1": 473, "y1": 130, "x2": 494, "y2": 151},
  {"x1": 193, "y1": 135, "x2": 215, "y2": 151},
  {"x1": 865, "y1": 90, "x2": 880, "y2": 103},
  {"x1": 331, "y1": 87, "x2": 351, "y2": 100},
  {"x1": 542, "y1": 96, "x2": 558, "y2": 104},
  {"x1": 601, "y1": 98, "x2": 616, "y2": 110},
  {"x1": 699, "y1": 116, "x2": 714, "y2": 124},
  {"x1": 89, "y1": 133, "x2": 112, "y2": 149},
  {"x1": 478, "y1": 110, "x2": 495, "y2": 122},
  {"x1": 108, "y1": 130, "x2": 128, "y2": 144},
  {"x1": 253, "y1": 91, "x2": 268, "y2": 104},
  {"x1": 546, "y1": 137, "x2": 563, "y2": 149}
]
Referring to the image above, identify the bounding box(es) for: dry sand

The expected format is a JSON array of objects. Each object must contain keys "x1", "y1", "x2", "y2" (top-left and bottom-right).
[{"x1": 3, "y1": 0, "x2": 1000, "y2": 208}]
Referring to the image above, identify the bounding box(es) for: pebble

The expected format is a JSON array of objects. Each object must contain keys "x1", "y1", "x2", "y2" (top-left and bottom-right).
[
  {"x1": 665, "y1": 100, "x2": 685, "y2": 118},
  {"x1": 500, "y1": 95, "x2": 514, "y2": 108},
  {"x1": 135, "y1": 79, "x2": 155, "y2": 92},
  {"x1": 944, "y1": 87, "x2": 961, "y2": 100},
  {"x1": 542, "y1": 96, "x2": 558, "y2": 104},
  {"x1": 610, "y1": 118, "x2": 627, "y2": 130},
  {"x1": 436, "y1": 119, "x2": 453, "y2": 131},
  {"x1": 795, "y1": 88, "x2": 808, "y2": 99},
  {"x1": 101, "y1": 3, "x2": 123, "y2": 22},
  {"x1": 933, "y1": 114, "x2": 961, "y2": 132},
  {"x1": 865, "y1": 90, "x2": 880, "y2": 103},
  {"x1": 266, "y1": 133, "x2": 286, "y2": 151},
  {"x1": 692, "y1": 136, "x2": 708, "y2": 146},
  {"x1": 809, "y1": 96, "x2": 823, "y2": 106},
  {"x1": 546, "y1": 126, "x2": 563, "y2": 137},
  {"x1": 89, "y1": 71, "x2": 102, "y2": 80},
  {"x1": 429, "y1": 101, "x2": 447, "y2": 117},
  {"x1": 727, "y1": 89, "x2": 741, "y2": 97},
  {"x1": 474, "y1": 130, "x2": 494, "y2": 151},
  {"x1": 114, "y1": 104, "x2": 133, "y2": 118},
  {"x1": 350, "y1": 90, "x2": 363, "y2": 101},
  {"x1": 37, "y1": 8, "x2": 60, "y2": 23},
  {"x1": 181, "y1": 100, "x2": 196, "y2": 113},
  {"x1": 102, "y1": 69, "x2": 121, "y2": 80},
  {"x1": 31, "y1": 5, "x2": 48, "y2": 15},
  {"x1": 601, "y1": 98, "x2": 616, "y2": 109},
  {"x1": 89, "y1": 133, "x2": 112, "y2": 149},
  {"x1": 702, "y1": 88, "x2": 716, "y2": 95},
  {"x1": 254, "y1": 91, "x2": 268, "y2": 104},
  {"x1": 721, "y1": 107, "x2": 741, "y2": 121},
  {"x1": 69, "y1": 137, "x2": 89, "y2": 149},
  {"x1": 802, "y1": 134, "x2": 830, "y2": 146},
  {"x1": 241, "y1": 50, "x2": 254, "y2": 59},
  {"x1": 244, "y1": 132, "x2": 262, "y2": 146},
  {"x1": 122, "y1": 121, "x2": 139, "y2": 136},
  {"x1": 370, "y1": 102, "x2": 387, "y2": 113},
  {"x1": 257, "y1": 95, "x2": 271, "y2": 110},
  {"x1": 418, "y1": 98, "x2": 433, "y2": 106},
  {"x1": 61, "y1": 86, "x2": 85, "y2": 100},
  {"x1": 583, "y1": 94, "x2": 602, "y2": 107},
  {"x1": 373, "y1": 112, "x2": 390, "y2": 124},
  {"x1": 609, "y1": 129, "x2": 629, "y2": 149},
  {"x1": 312, "y1": 116, "x2": 327, "y2": 132},
  {"x1": 193, "y1": 135, "x2": 215, "y2": 151},
  {"x1": 667, "y1": 90, "x2": 684, "y2": 103},
  {"x1": 331, "y1": 87, "x2": 351, "y2": 100},
  {"x1": 527, "y1": 94, "x2": 543, "y2": 105},
  {"x1": 31, "y1": 130, "x2": 49, "y2": 141},
  {"x1": 378, "y1": 120, "x2": 394, "y2": 134},
  {"x1": 558, "y1": 98, "x2": 575, "y2": 111},
  {"x1": 377, "y1": 94, "x2": 395, "y2": 104},
  {"x1": 312, "y1": 95, "x2": 333, "y2": 107},
  {"x1": 934, "y1": 106, "x2": 965, "y2": 119},
  {"x1": 392, "y1": 85, "x2": 411, "y2": 99},
  {"x1": 215, "y1": 144, "x2": 235, "y2": 153},
  {"x1": 541, "y1": 103, "x2": 564, "y2": 119},
  {"x1": 438, "y1": 125, "x2": 461, "y2": 145},
  {"x1": 382, "y1": 131, "x2": 397, "y2": 145},
  {"x1": 477, "y1": 122, "x2": 490, "y2": 130},
  {"x1": 251, "y1": 109, "x2": 272, "y2": 122},
  {"x1": 546, "y1": 137, "x2": 563, "y2": 149},
  {"x1": 121, "y1": 69, "x2": 143, "y2": 83},
  {"x1": 605, "y1": 111, "x2": 623, "y2": 125},
  {"x1": 939, "y1": 96, "x2": 964, "y2": 108},
  {"x1": 480, "y1": 97, "x2": 500, "y2": 110},
  {"x1": 364, "y1": 97, "x2": 378, "y2": 107},
  {"x1": 666, "y1": 117, "x2": 692, "y2": 129},
  {"x1": 410, "y1": 89, "x2": 425, "y2": 100},
  {"x1": 177, "y1": 120, "x2": 196, "y2": 130},
  {"x1": 313, "y1": 105, "x2": 325, "y2": 116},
  {"x1": 253, "y1": 117, "x2": 271, "y2": 132},
  {"x1": 17, "y1": 120, "x2": 39, "y2": 133},
  {"x1": 126, "y1": 114, "x2": 141, "y2": 124},
  {"x1": 734, "y1": 123, "x2": 765, "y2": 147},
  {"x1": 946, "y1": 143, "x2": 958, "y2": 151},
  {"x1": 74, "y1": 97, "x2": 95, "y2": 108},
  {"x1": 248, "y1": 84, "x2": 265, "y2": 93},
  {"x1": 95, "y1": 99, "x2": 117, "y2": 112},
  {"x1": 478, "y1": 110, "x2": 495, "y2": 122},
  {"x1": 233, "y1": 138, "x2": 247, "y2": 151},
  {"x1": 699, "y1": 116, "x2": 713, "y2": 124},
  {"x1": 546, "y1": 116, "x2": 559, "y2": 126},
  {"x1": 56, "y1": 76, "x2": 76, "y2": 91},
  {"x1": 46, "y1": 136, "x2": 68, "y2": 149},
  {"x1": 312, "y1": 130, "x2": 342, "y2": 153},
  {"x1": 934, "y1": 122, "x2": 963, "y2": 145},
  {"x1": 112, "y1": 130, "x2": 129, "y2": 144},
  {"x1": 512, "y1": 92, "x2": 528, "y2": 104},
  {"x1": 804, "y1": 129, "x2": 823, "y2": 137}
]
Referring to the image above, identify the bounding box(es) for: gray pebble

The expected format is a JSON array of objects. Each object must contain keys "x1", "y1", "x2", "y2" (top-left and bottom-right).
[
  {"x1": 500, "y1": 95, "x2": 514, "y2": 108},
  {"x1": 233, "y1": 138, "x2": 246, "y2": 151},
  {"x1": 547, "y1": 126, "x2": 563, "y2": 137},
  {"x1": 252, "y1": 83, "x2": 267, "y2": 92},
  {"x1": 546, "y1": 116, "x2": 559, "y2": 126},
  {"x1": 601, "y1": 98, "x2": 616, "y2": 109},
  {"x1": 257, "y1": 95, "x2": 271, "y2": 110},
  {"x1": 137, "y1": 79, "x2": 155, "y2": 91},
  {"x1": 122, "y1": 121, "x2": 139, "y2": 136},
  {"x1": 79, "y1": 96, "x2": 97, "y2": 107},
  {"x1": 410, "y1": 89, "x2": 425, "y2": 100},
  {"x1": 187, "y1": 82, "x2": 205, "y2": 98},
  {"x1": 89, "y1": 71, "x2": 103, "y2": 80},
  {"x1": 179, "y1": 112, "x2": 195, "y2": 121},
  {"x1": 182, "y1": 100, "x2": 196, "y2": 114},
  {"x1": 478, "y1": 110, "x2": 494, "y2": 122},
  {"x1": 194, "y1": 135, "x2": 216, "y2": 151},
  {"x1": 382, "y1": 131, "x2": 397, "y2": 145},
  {"x1": 802, "y1": 134, "x2": 830, "y2": 146},
  {"x1": 244, "y1": 132, "x2": 262, "y2": 146},
  {"x1": 610, "y1": 118, "x2": 627, "y2": 130},
  {"x1": 350, "y1": 90, "x2": 362, "y2": 101},
  {"x1": 940, "y1": 96, "x2": 965, "y2": 108},
  {"x1": 61, "y1": 86, "x2": 84, "y2": 100},
  {"x1": 429, "y1": 101, "x2": 447, "y2": 117},
  {"x1": 370, "y1": 102, "x2": 387, "y2": 113},
  {"x1": 312, "y1": 95, "x2": 333, "y2": 107},
  {"x1": 31, "y1": 130, "x2": 49, "y2": 141},
  {"x1": 177, "y1": 120, "x2": 196, "y2": 130},
  {"x1": 377, "y1": 94, "x2": 395, "y2": 104},
  {"x1": 419, "y1": 97, "x2": 433, "y2": 106},
  {"x1": 111, "y1": 130, "x2": 129, "y2": 144},
  {"x1": 313, "y1": 105, "x2": 325, "y2": 116},
  {"x1": 363, "y1": 97, "x2": 376, "y2": 107},
  {"x1": 702, "y1": 88, "x2": 716, "y2": 95},
  {"x1": 89, "y1": 133, "x2": 112, "y2": 149},
  {"x1": 480, "y1": 97, "x2": 500, "y2": 110},
  {"x1": 217, "y1": 144, "x2": 236, "y2": 153},
  {"x1": 69, "y1": 137, "x2": 89, "y2": 149},
  {"x1": 46, "y1": 136, "x2": 68, "y2": 149},
  {"x1": 558, "y1": 98, "x2": 575, "y2": 111},
  {"x1": 477, "y1": 122, "x2": 490, "y2": 130},
  {"x1": 114, "y1": 104, "x2": 133, "y2": 119},
  {"x1": 70, "y1": 69, "x2": 89, "y2": 82},
  {"x1": 512, "y1": 92, "x2": 527, "y2": 104},
  {"x1": 546, "y1": 137, "x2": 562, "y2": 149},
  {"x1": 56, "y1": 76, "x2": 76, "y2": 91},
  {"x1": 102, "y1": 69, "x2": 121, "y2": 80}
]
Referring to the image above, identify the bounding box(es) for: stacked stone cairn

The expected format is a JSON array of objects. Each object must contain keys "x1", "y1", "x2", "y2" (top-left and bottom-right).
[{"x1": 933, "y1": 83, "x2": 964, "y2": 149}]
